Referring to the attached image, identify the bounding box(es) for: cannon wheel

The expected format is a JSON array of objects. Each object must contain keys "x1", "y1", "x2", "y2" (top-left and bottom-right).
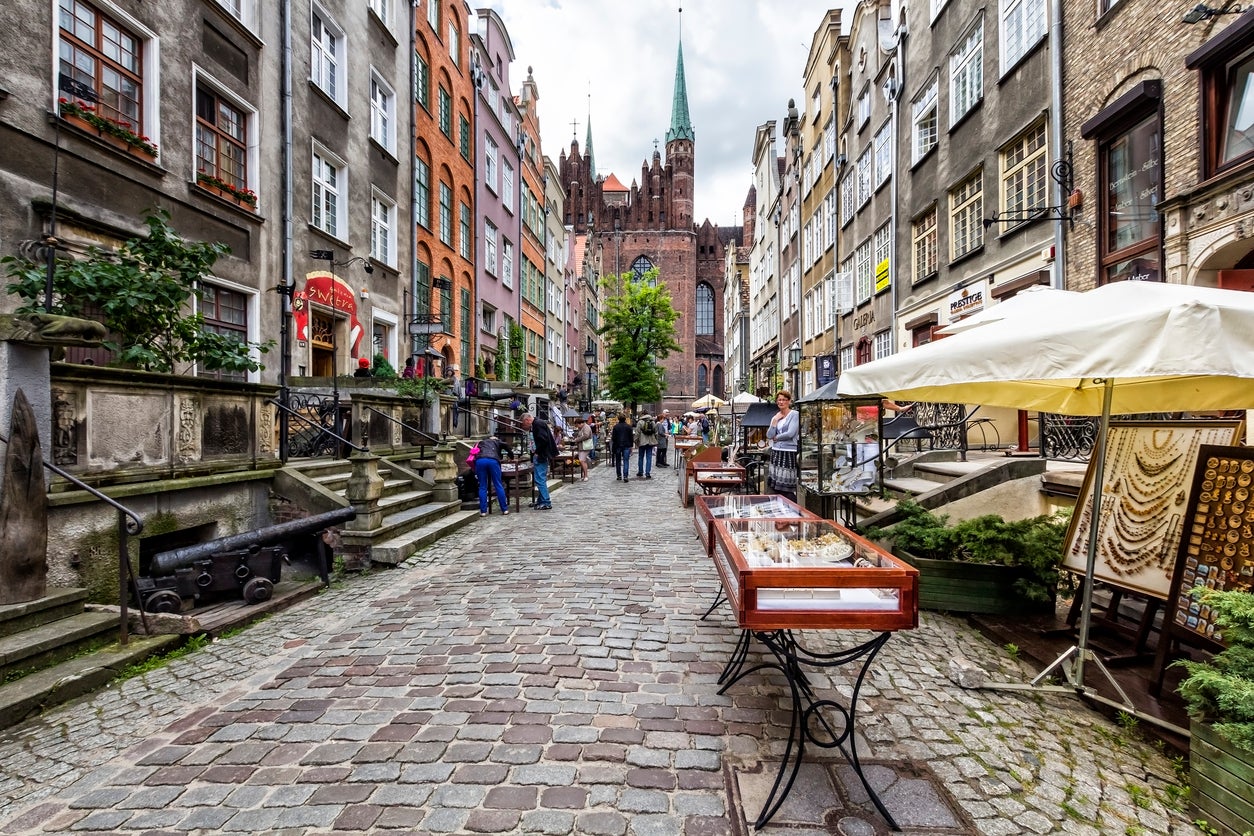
[
  {"x1": 242, "y1": 577, "x2": 274, "y2": 604},
  {"x1": 143, "y1": 590, "x2": 183, "y2": 613}
]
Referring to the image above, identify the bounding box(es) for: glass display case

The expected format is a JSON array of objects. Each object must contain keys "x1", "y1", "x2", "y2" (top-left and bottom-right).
[
  {"x1": 795, "y1": 387, "x2": 884, "y2": 497},
  {"x1": 694, "y1": 494, "x2": 820, "y2": 554},
  {"x1": 709, "y1": 517, "x2": 918, "y2": 631}
]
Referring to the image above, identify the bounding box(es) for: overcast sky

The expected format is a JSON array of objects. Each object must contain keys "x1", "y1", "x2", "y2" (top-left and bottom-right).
[{"x1": 486, "y1": 0, "x2": 854, "y2": 231}]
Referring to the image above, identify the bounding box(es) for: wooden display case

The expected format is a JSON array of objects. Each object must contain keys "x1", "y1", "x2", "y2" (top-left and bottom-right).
[
  {"x1": 694, "y1": 494, "x2": 821, "y2": 555},
  {"x1": 679, "y1": 446, "x2": 733, "y2": 506},
  {"x1": 709, "y1": 518, "x2": 919, "y2": 631},
  {"x1": 795, "y1": 392, "x2": 884, "y2": 496}
]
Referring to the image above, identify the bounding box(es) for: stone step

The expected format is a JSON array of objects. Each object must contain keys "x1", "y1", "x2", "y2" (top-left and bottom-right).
[
  {"x1": 378, "y1": 487, "x2": 435, "y2": 515},
  {"x1": 0, "y1": 634, "x2": 180, "y2": 730},
  {"x1": 0, "y1": 610, "x2": 122, "y2": 680},
  {"x1": 883, "y1": 476, "x2": 948, "y2": 496},
  {"x1": 0, "y1": 589, "x2": 90, "y2": 640},
  {"x1": 343, "y1": 498, "x2": 465, "y2": 554},
  {"x1": 372, "y1": 510, "x2": 482, "y2": 565}
]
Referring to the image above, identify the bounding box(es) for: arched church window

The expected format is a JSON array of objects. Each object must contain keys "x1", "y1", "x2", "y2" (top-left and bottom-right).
[
  {"x1": 631, "y1": 256, "x2": 654, "y2": 282},
  {"x1": 697, "y1": 364, "x2": 708, "y2": 396},
  {"x1": 696, "y1": 282, "x2": 714, "y2": 335}
]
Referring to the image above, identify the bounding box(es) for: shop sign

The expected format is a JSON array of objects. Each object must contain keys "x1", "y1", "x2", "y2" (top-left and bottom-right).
[
  {"x1": 947, "y1": 281, "x2": 987, "y2": 322},
  {"x1": 816, "y1": 354, "x2": 837, "y2": 386},
  {"x1": 294, "y1": 271, "x2": 366, "y2": 357},
  {"x1": 874, "y1": 258, "x2": 890, "y2": 293}
]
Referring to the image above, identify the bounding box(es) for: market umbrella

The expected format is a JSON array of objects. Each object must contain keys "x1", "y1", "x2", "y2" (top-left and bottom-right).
[
  {"x1": 838, "y1": 281, "x2": 1254, "y2": 726},
  {"x1": 691, "y1": 393, "x2": 727, "y2": 409}
]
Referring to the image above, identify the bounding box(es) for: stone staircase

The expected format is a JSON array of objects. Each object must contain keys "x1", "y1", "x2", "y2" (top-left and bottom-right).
[
  {"x1": 285, "y1": 456, "x2": 479, "y2": 566},
  {"x1": 0, "y1": 589, "x2": 178, "y2": 729}
]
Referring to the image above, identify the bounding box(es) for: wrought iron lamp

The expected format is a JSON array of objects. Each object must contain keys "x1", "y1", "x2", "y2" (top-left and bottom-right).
[
  {"x1": 582, "y1": 345, "x2": 597, "y2": 411},
  {"x1": 1183, "y1": 1, "x2": 1241, "y2": 23}
]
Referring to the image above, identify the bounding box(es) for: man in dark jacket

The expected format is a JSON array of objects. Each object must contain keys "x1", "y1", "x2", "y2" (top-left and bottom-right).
[
  {"x1": 521, "y1": 413, "x2": 559, "y2": 510},
  {"x1": 610, "y1": 413, "x2": 634, "y2": 483}
]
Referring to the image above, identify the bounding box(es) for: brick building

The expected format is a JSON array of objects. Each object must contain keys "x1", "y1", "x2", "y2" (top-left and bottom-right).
[{"x1": 557, "y1": 36, "x2": 730, "y2": 414}]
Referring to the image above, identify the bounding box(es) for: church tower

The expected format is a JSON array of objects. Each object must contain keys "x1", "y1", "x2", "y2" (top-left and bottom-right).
[{"x1": 665, "y1": 38, "x2": 695, "y2": 231}]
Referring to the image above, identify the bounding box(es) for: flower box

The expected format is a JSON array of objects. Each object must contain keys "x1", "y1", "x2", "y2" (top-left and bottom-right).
[
  {"x1": 196, "y1": 179, "x2": 258, "y2": 211},
  {"x1": 896, "y1": 550, "x2": 1053, "y2": 615},
  {"x1": 1190, "y1": 719, "x2": 1254, "y2": 836},
  {"x1": 58, "y1": 101, "x2": 157, "y2": 159}
]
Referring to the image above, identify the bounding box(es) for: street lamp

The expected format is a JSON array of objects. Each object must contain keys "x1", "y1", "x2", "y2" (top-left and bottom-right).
[
  {"x1": 787, "y1": 341, "x2": 802, "y2": 395},
  {"x1": 583, "y1": 345, "x2": 597, "y2": 410}
]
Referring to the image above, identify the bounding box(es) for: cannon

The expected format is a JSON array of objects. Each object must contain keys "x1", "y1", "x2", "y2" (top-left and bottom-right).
[{"x1": 138, "y1": 506, "x2": 356, "y2": 613}]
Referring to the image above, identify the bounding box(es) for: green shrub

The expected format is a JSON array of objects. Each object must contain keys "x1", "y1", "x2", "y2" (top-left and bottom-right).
[
  {"x1": 868, "y1": 500, "x2": 1070, "y2": 604},
  {"x1": 1175, "y1": 588, "x2": 1254, "y2": 753}
]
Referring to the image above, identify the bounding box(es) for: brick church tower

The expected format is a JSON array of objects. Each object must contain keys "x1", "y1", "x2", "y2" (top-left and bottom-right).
[{"x1": 558, "y1": 32, "x2": 734, "y2": 413}]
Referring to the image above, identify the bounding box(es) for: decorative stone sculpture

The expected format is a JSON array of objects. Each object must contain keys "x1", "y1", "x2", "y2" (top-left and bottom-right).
[{"x1": 0, "y1": 389, "x2": 48, "y2": 604}]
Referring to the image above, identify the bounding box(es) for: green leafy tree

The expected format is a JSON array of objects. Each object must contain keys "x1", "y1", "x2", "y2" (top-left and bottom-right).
[
  {"x1": 508, "y1": 320, "x2": 525, "y2": 382},
  {"x1": 598, "y1": 268, "x2": 681, "y2": 408},
  {"x1": 3, "y1": 209, "x2": 271, "y2": 373}
]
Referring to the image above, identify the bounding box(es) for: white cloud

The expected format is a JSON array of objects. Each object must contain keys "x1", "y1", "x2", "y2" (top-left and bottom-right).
[{"x1": 487, "y1": 0, "x2": 852, "y2": 231}]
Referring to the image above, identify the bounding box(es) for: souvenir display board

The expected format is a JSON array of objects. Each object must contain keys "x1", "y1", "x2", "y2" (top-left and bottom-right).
[
  {"x1": 1062, "y1": 421, "x2": 1243, "y2": 600},
  {"x1": 795, "y1": 394, "x2": 884, "y2": 496},
  {"x1": 1166, "y1": 444, "x2": 1254, "y2": 647},
  {"x1": 709, "y1": 517, "x2": 919, "y2": 631},
  {"x1": 694, "y1": 494, "x2": 821, "y2": 554}
]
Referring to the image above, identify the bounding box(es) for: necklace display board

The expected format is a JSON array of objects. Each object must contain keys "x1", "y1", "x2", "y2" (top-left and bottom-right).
[{"x1": 1061, "y1": 421, "x2": 1244, "y2": 600}]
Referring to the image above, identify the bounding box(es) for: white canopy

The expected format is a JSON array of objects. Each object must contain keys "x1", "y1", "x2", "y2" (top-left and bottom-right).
[
  {"x1": 838, "y1": 282, "x2": 1254, "y2": 415},
  {"x1": 728, "y1": 391, "x2": 765, "y2": 404}
]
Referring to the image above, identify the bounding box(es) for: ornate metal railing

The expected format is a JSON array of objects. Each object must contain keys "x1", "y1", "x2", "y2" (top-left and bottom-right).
[
  {"x1": 1040, "y1": 413, "x2": 1100, "y2": 462},
  {"x1": 912, "y1": 402, "x2": 969, "y2": 456},
  {"x1": 272, "y1": 394, "x2": 363, "y2": 459}
]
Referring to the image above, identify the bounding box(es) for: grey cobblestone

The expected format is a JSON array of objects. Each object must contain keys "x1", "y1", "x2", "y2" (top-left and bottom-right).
[{"x1": 0, "y1": 472, "x2": 1205, "y2": 836}]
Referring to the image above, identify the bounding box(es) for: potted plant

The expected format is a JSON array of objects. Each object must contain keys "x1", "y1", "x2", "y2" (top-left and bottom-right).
[
  {"x1": 1174, "y1": 588, "x2": 1254, "y2": 836},
  {"x1": 867, "y1": 500, "x2": 1069, "y2": 615}
]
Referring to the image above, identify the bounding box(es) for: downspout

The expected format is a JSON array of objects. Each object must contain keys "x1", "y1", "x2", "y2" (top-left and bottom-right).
[
  {"x1": 410, "y1": 0, "x2": 420, "y2": 365},
  {"x1": 1050, "y1": 0, "x2": 1066, "y2": 290},
  {"x1": 889, "y1": 31, "x2": 902, "y2": 351},
  {"x1": 278, "y1": 0, "x2": 294, "y2": 462}
]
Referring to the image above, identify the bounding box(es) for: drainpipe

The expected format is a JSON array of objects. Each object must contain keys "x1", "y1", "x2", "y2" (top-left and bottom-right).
[
  {"x1": 1050, "y1": 0, "x2": 1066, "y2": 291},
  {"x1": 278, "y1": 0, "x2": 294, "y2": 462},
  {"x1": 410, "y1": 0, "x2": 421, "y2": 369}
]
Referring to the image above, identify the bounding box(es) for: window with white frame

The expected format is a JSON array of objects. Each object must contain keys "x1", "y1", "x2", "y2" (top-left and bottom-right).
[
  {"x1": 369, "y1": 70, "x2": 395, "y2": 152},
  {"x1": 912, "y1": 205, "x2": 938, "y2": 282},
  {"x1": 448, "y1": 21, "x2": 459, "y2": 66},
  {"x1": 826, "y1": 192, "x2": 837, "y2": 244},
  {"x1": 195, "y1": 80, "x2": 253, "y2": 196},
  {"x1": 502, "y1": 161, "x2": 514, "y2": 210},
  {"x1": 950, "y1": 169, "x2": 983, "y2": 260},
  {"x1": 855, "y1": 238, "x2": 873, "y2": 304},
  {"x1": 856, "y1": 86, "x2": 871, "y2": 129},
  {"x1": 824, "y1": 117, "x2": 835, "y2": 162},
  {"x1": 856, "y1": 147, "x2": 872, "y2": 207},
  {"x1": 1001, "y1": 120, "x2": 1048, "y2": 221},
  {"x1": 439, "y1": 181, "x2": 452, "y2": 245},
  {"x1": 950, "y1": 19, "x2": 984, "y2": 125},
  {"x1": 839, "y1": 343, "x2": 854, "y2": 372},
  {"x1": 427, "y1": 0, "x2": 439, "y2": 30},
  {"x1": 1001, "y1": 0, "x2": 1046, "y2": 73},
  {"x1": 414, "y1": 52, "x2": 429, "y2": 110},
  {"x1": 873, "y1": 120, "x2": 892, "y2": 186},
  {"x1": 312, "y1": 146, "x2": 345, "y2": 238},
  {"x1": 484, "y1": 136, "x2": 498, "y2": 192},
  {"x1": 368, "y1": 0, "x2": 390, "y2": 27},
  {"x1": 215, "y1": 0, "x2": 255, "y2": 29},
  {"x1": 484, "y1": 220, "x2": 498, "y2": 274},
  {"x1": 502, "y1": 239, "x2": 514, "y2": 288},
  {"x1": 311, "y1": 7, "x2": 345, "y2": 106},
  {"x1": 480, "y1": 303, "x2": 496, "y2": 335},
  {"x1": 840, "y1": 174, "x2": 854, "y2": 227},
  {"x1": 873, "y1": 223, "x2": 891, "y2": 293},
  {"x1": 370, "y1": 190, "x2": 395, "y2": 267},
  {"x1": 59, "y1": 0, "x2": 156, "y2": 147},
  {"x1": 873, "y1": 329, "x2": 893, "y2": 360},
  {"x1": 932, "y1": 0, "x2": 950, "y2": 20},
  {"x1": 912, "y1": 76, "x2": 939, "y2": 163}
]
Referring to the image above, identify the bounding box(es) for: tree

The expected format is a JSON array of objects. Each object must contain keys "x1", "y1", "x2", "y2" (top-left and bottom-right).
[
  {"x1": 598, "y1": 268, "x2": 681, "y2": 408},
  {"x1": 3, "y1": 209, "x2": 271, "y2": 374}
]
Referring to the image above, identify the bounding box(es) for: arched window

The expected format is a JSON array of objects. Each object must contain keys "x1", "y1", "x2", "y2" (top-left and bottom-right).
[
  {"x1": 696, "y1": 282, "x2": 714, "y2": 335},
  {"x1": 630, "y1": 256, "x2": 653, "y2": 282},
  {"x1": 697, "y1": 364, "x2": 708, "y2": 395},
  {"x1": 712, "y1": 365, "x2": 724, "y2": 397}
]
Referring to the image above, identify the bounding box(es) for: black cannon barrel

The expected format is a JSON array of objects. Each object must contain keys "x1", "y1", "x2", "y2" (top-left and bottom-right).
[{"x1": 149, "y1": 506, "x2": 356, "y2": 574}]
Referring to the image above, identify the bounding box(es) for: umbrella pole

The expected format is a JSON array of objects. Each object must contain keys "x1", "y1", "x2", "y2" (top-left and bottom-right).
[{"x1": 979, "y1": 378, "x2": 1188, "y2": 738}]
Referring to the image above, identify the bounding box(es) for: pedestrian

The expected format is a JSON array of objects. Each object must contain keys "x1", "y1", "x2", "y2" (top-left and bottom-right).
[
  {"x1": 401, "y1": 357, "x2": 416, "y2": 379},
  {"x1": 520, "y1": 413, "x2": 558, "y2": 510},
  {"x1": 353, "y1": 357, "x2": 372, "y2": 378},
  {"x1": 610, "y1": 412, "x2": 634, "y2": 482},
  {"x1": 766, "y1": 390, "x2": 799, "y2": 503},
  {"x1": 571, "y1": 416, "x2": 592, "y2": 481},
  {"x1": 633, "y1": 411, "x2": 658, "y2": 479},
  {"x1": 470, "y1": 431, "x2": 510, "y2": 516},
  {"x1": 587, "y1": 414, "x2": 600, "y2": 463},
  {"x1": 656, "y1": 409, "x2": 672, "y2": 468}
]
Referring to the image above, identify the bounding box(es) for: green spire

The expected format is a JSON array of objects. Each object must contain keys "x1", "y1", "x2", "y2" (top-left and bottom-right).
[
  {"x1": 585, "y1": 110, "x2": 596, "y2": 180},
  {"x1": 665, "y1": 40, "x2": 694, "y2": 143}
]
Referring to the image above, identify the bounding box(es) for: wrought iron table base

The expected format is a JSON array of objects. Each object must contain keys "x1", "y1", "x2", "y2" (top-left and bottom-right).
[{"x1": 718, "y1": 629, "x2": 898, "y2": 831}]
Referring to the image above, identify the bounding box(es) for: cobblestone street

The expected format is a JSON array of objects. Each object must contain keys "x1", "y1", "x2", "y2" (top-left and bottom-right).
[{"x1": 0, "y1": 466, "x2": 1203, "y2": 835}]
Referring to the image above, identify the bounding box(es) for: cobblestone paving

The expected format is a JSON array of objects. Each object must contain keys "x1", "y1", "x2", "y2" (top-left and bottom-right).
[{"x1": 0, "y1": 465, "x2": 1203, "y2": 834}]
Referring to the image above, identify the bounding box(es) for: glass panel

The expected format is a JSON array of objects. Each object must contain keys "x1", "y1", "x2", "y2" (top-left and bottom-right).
[
  {"x1": 1105, "y1": 114, "x2": 1160, "y2": 254},
  {"x1": 1222, "y1": 54, "x2": 1254, "y2": 166}
]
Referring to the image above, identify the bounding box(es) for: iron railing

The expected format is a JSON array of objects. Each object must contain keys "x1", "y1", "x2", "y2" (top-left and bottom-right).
[{"x1": 270, "y1": 395, "x2": 366, "y2": 459}]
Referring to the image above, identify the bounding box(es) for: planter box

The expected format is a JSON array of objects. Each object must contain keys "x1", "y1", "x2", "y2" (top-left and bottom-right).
[
  {"x1": 1191, "y1": 719, "x2": 1254, "y2": 836},
  {"x1": 897, "y1": 551, "x2": 1053, "y2": 616}
]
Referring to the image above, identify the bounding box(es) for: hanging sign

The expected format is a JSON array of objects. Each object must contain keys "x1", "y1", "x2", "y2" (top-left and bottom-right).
[{"x1": 293, "y1": 271, "x2": 366, "y2": 358}]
